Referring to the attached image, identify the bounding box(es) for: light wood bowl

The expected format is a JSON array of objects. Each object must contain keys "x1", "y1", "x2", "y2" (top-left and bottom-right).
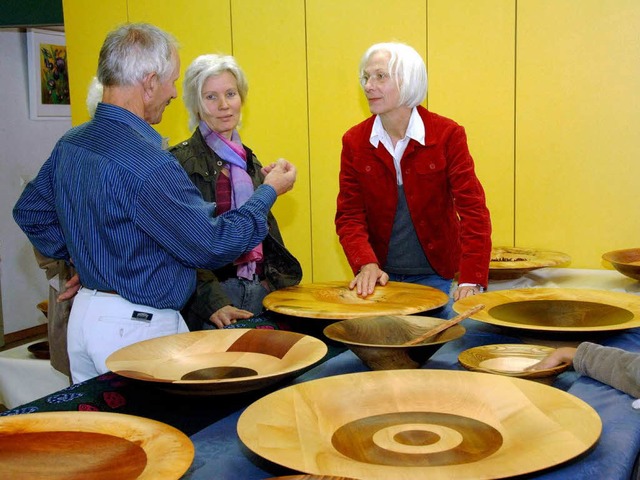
[
  {"x1": 458, "y1": 344, "x2": 570, "y2": 378},
  {"x1": 37, "y1": 300, "x2": 48, "y2": 318},
  {"x1": 323, "y1": 315, "x2": 465, "y2": 370},
  {"x1": 489, "y1": 246, "x2": 571, "y2": 280},
  {"x1": 454, "y1": 287, "x2": 640, "y2": 332},
  {"x1": 105, "y1": 329, "x2": 327, "y2": 395},
  {"x1": 602, "y1": 248, "x2": 640, "y2": 281},
  {"x1": 267, "y1": 476, "x2": 357, "y2": 480},
  {"x1": 263, "y1": 281, "x2": 448, "y2": 319},
  {"x1": 0, "y1": 411, "x2": 193, "y2": 480},
  {"x1": 237, "y1": 370, "x2": 601, "y2": 479}
]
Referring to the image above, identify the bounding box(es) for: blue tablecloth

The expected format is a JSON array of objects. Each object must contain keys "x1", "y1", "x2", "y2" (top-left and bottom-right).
[
  {"x1": 4, "y1": 268, "x2": 640, "y2": 479},
  {"x1": 183, "y1": 320, "x2": 640, "y2": 479}
]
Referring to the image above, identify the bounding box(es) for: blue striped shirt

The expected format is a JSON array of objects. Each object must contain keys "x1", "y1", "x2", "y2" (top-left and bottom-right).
[{"x1": 13, "y1": 103, "x2": 276, "y2": 310}]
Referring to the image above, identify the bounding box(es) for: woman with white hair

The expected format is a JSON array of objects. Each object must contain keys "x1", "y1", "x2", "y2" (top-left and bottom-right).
[
  {"x1": 335, "y1": 42, "x2": 492, "y2": 318},
  {"x1": 170, "y1": 54, "x2": 302, "y2": 330}
]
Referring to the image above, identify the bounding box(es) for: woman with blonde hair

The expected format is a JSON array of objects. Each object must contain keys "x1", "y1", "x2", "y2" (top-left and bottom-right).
[{"x1": 170, "y1": 54, "x2": 302, "y2": 330}]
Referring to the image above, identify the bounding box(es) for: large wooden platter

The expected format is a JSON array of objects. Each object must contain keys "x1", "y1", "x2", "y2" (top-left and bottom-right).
[
  {"x1": 490, "y1": 247, "x2": 571, "y2": 280},
  {"x1": 0, "y1": 411, "x2": 193, "y2": 480},
  {"x1": 458, "y1": 344, "x2": 570, "y2": 378},
  {"x1": 262, "y1": 281, "x2": 448, "y2": 319},
  {"x1": 454, "y1": 287, "x2": 640, "y2": 332},
  {"x1": 237, "y1": 370, "x2": 601, "y2": 479},
  {"x1": 106, "y1": 329, "x2": 327, "y2": 395}
]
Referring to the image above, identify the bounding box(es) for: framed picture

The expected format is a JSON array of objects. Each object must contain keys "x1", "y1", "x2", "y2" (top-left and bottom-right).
[{"x1": 26, "y1": 28, "x2": 70, "y2": 120}]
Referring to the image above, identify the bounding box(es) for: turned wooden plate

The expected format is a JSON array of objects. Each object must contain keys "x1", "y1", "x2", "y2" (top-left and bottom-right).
[
  {"x1": 490, "y1": 247, "x2": 571, "y2": 280},
  {"x1": 105, "y1": 329, "x2": 327, "y2": 395},
  {"x1": 0, "y1": 411, "x2": 193, "y2": 480},
  {"x1": 323, "y1": 315, "x2": 465, "y2": 370},
  {"x1": 262, "y1": 281, "x2": 448, "y2": 319},
  {"x1": 602, "y1": 248, "x2": 640, "y2": 281},
  {"x1": 237, "y1": 370, "x2": 601, "y2": 479},
  {"x1": 458, "y1": 344, "x2": 570, "y2": 378},
  {"x1": 454, "y1": 287, "x2": 640, "y2": 332}
]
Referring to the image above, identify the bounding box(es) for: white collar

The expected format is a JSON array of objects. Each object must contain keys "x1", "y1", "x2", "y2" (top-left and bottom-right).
[{"x1": 369, "y1": 107, "x2": 425, "y2": 147}]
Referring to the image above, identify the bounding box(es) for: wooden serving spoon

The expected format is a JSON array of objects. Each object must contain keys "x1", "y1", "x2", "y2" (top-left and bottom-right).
[{"x1": 402, "y1": 304, "x2": 485, "y2": 346}]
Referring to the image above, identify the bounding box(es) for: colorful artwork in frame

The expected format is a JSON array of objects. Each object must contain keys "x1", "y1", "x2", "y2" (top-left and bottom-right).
[{"x1": 27, "y1": 28, "x2": 70, "y2": 120}]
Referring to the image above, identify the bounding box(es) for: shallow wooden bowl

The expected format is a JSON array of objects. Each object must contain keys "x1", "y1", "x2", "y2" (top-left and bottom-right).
[
  {"x1": 105, "y1": 329, "x2": 327, "y2": 395},
  {"x1": 323, "y1": 315, "x2": 465, "y2": 370},
  {"x1": 237, "y1": 370, "x2": 601, "y2": 479},
  {"x1": 489, "y1": 246, "x2": 571, "y2": 280},
  {"x1": 0, "y1": 411, "x2": 193, "y2": 480},
  {"x1": 602, "y1": 248, "x2": 640, "y2": 281},
  {"x1": 454, "y1": 287, "x2": 640, "y2": 332},
  {"x1": 458, "y1": 344, "x2": 570, "y2": 378},
  {"x1": 263, "y1": 281, "x2": 448, "y2": 319}
]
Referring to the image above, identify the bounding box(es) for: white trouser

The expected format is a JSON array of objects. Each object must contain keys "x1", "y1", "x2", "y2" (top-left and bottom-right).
[{"x1": 67, "y1": 288, "x2": 189, "y2": 384}]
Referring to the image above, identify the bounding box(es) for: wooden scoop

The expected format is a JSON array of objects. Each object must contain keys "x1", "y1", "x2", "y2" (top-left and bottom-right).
[{"x1": 402, "y1": 304, "x2": 485, "y2": 346}]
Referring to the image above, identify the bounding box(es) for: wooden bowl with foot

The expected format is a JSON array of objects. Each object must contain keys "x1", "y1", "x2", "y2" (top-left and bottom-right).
[
  {"x1": 106, "y1": 329, "x2": 327, "y2": 395},
  {"x1": 323, "y1": 315, "x2": 465, "y2": 370}
]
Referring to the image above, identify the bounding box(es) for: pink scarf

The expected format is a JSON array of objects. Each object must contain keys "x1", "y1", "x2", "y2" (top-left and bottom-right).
[{"x1": 200, "y1": 121, "x2": 263, "y2": 279}]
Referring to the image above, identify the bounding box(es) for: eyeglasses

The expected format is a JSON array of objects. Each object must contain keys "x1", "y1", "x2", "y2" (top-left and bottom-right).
[{"x1": 359, "y1": 71, "x2": 391, "y2": 86}]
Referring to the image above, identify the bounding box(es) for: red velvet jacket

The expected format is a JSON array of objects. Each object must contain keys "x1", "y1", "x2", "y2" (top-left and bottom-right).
[{"x1": 335, "y1": 106, "x2": 492, "y2": 288}]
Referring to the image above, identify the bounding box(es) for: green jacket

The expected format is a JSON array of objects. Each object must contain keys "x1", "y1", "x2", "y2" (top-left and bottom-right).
[{"x1": 169, "y1": 129, "x2": 302, "y2": 327}]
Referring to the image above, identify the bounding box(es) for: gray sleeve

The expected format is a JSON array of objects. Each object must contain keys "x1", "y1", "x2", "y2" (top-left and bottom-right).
[{"x1": 573, "y1": 342, "x2": 640, "y2": 398}]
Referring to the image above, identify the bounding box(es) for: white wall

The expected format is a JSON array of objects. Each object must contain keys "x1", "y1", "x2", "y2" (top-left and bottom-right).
[{"x1": 0, "y1": 29, "x2": 71, "y2": 335}]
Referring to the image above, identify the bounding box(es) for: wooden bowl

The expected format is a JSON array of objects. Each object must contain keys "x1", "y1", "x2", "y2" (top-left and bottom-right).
[
  {"x1": 323, "y1": 315, "x2": 465, "y2": 370},
  {"x1": 489, "y1": 246, "x2": 571, "y2": 280},
  {"x1": 458, "y1": 344, "x2": 570, "y2": 378},
  {"x1": 36, "y1": 300, "x2": 48, "y2": 318},
  {"x1": 454, "y1": 287, "x2": 640, "y2": 332},
  {"x1": 268, "y1": 476, "x2": 357, "y2": 480},
  {"x1": 263, "y1": 281, "x2": 448, "y2": 319},
  {"x1": 0, "y1": 411, "x2": 193, "y2": 480},
  {"x1": 237, "y1": 370, "x2": 601, "y2": 479},
  {"x1": 602, "y1": 248, "x2": 640, "y2": 281},
  {"x1": 27, "y1": 340, "x2": 51, "y2": 360},
  {"x1": 105, "y1": 329, "x2": 327, "y2": 395}
]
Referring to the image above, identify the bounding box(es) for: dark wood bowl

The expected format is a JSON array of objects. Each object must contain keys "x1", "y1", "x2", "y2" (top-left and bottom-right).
[{"x1": 28, "y1": 341, "x2": 50, "y2": 360}]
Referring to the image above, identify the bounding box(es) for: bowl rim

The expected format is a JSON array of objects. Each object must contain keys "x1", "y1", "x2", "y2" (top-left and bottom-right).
[{"x1": 323, "y1": 316, "x2": 466, "y2": 348}]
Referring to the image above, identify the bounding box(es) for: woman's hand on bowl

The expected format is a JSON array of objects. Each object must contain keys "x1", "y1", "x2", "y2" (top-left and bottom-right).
[{"x1": 527, "y1": 347, "x2": 577, "y2": 371}]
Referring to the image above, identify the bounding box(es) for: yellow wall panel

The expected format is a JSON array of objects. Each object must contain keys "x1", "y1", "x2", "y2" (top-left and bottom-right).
[
  {"x1": 428, "y1": 0, "x2": 515, "y2": 248},
  {"x1": 306, "y1": 0, "x2": 427, "y2": 282},
  {"x1": 516, "y1": 0, "x2": 640, "y2": 268},
  {"x1": 230, "y1": 0, "x2": 312, "y2": 281},
  {"x1": 61, "y1": 0, "x2": 640, "y2": 280},
  {"x1": 62, "y1": 0, "x2": 128, "y2": 125},
  {"x1": 127, "y1": 0, "x2": 233, "y2": 146}
]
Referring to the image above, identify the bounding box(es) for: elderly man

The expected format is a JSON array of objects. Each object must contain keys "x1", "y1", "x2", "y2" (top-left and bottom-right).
[{"x1": 13, "y1": 23, "x2": 296, "y2": 383}]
